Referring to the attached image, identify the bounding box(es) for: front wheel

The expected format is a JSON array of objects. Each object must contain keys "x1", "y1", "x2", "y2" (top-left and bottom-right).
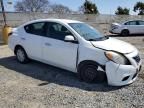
[
  {"x1": 15, "y1": 47, "x2": 29, "y2": 64},
  {"x1": 78, "y1": 63, "x2": 105, "y2": 83},
  {"x1": 121, "y1": 29, "x2": 129, "y2": 36}
]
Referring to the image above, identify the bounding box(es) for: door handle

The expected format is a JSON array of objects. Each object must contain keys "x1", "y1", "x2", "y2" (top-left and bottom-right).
[
  {"x1": 21, "y1": 37, "x2": 26, "y2": 40},
  {"x1": 45, "y1": 43, "x2": 51, "y2": 46}
]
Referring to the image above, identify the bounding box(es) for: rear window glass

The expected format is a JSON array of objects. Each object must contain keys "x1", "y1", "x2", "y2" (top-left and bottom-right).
[{"x1": 24, "y1": 22, "x2": 46, "y2": 36}]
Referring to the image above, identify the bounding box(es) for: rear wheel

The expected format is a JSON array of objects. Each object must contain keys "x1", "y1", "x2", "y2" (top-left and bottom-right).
[
  {"x1": 121, "y1": 29, "x2": 129, "y2": 36},
  {"x1": 15, "y1": 47, "x2": 29, "y2": 64}
]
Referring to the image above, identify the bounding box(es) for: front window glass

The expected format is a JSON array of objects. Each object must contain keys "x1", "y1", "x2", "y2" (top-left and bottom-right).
[
  {"x1": 47, "y1": 22, "x2": 73, "y2": 40},
  {"x1": 125, "y1": 21, "x2": 137, "y2": 25},
  {"x1": 69, "y1": 23, "x2": 107, "y2": 41}
]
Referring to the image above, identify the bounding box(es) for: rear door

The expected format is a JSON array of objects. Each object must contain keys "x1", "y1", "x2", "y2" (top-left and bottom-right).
[{"x1": 22, "y1": 22, "x2": 46, "y2": 60}]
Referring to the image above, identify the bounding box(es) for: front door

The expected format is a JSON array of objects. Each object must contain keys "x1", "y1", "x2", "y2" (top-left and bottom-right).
[
  {"x1": 125, "y1": 21, "x2": 139, "y2": 34},
  {"x1": 42, "y1": 22, "x2": 78, "y2": 72},
  {"x1": 138, "y1": 21, "x2": 144, "y2": 34}
]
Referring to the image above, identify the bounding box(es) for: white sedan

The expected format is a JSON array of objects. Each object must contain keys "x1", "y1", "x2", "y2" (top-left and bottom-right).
[
  {"x1": 8, "y1": 19, "x2": 142, "y2": 86},
  {"x1": 109, "y1": 20, "x2": 144, "y2": 36}
]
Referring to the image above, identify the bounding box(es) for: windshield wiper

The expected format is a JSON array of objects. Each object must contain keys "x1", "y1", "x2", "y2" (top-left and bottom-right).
[
  {"x1": 105, "y1": 35, "x2": 109, "y2": 39},
  {"x1": 88, "y1": 36, "x2": 109, "y2": 41},
  {"x1": 97, "y1": 36, "x2": 109, "y2": 40},
  {"x1": 88, "y1": 39, "x2": 98, "y2": 41}
]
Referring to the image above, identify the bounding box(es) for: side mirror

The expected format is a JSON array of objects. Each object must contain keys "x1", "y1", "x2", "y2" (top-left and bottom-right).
[{"x1": 64, "y1": 35, "x2": 78, "y2": 44}]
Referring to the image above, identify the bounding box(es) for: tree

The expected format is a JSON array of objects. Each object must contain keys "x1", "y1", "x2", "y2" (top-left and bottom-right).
[
  {"x1": 50, "y1": 4, "x2": 71, "y2": 14},
  {"x1": 115, "y1": 6, "x2": 130, "y2": 15},
  {"x1": 79, "y1": 0, "x2": 99, "y2": 14},
  {"x1": 134, "y1": 2, "x2": 144, "y2": 15},
  {"x1": 14, "y1": 0, "x2": 49, "y2": 12}
]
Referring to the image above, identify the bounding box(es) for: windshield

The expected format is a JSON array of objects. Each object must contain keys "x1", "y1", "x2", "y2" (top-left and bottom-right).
[{"x1": 69, "y1": 23, "x2": 107, "y2": 41}]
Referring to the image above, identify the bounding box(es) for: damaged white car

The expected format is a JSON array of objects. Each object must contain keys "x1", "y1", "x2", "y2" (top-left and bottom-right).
[{"x1": 8, "y1": 19, "x2": 142, "y2": 86}]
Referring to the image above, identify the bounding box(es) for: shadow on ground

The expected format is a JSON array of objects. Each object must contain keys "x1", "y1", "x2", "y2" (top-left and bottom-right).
[
  {"x1": 108, "y1": 34, "x2": 144, "y2": 37},
  {"x1": 0, "y1": 56, "x2": 122, "y2": 92},
  {"x1": 0, "y1": 42, "x2": 5, "y2": 46}
]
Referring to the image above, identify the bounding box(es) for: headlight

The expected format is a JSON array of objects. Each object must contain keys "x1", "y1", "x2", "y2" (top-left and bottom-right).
[
  {"x1": 113, "y1": 26, "x2": 119, "y2": 30},
  {"x1": 111, "y1": 25, "x2": 119, "y2": 30},
  {"x1": 105, "y1": 51, "x2": 130, "y2": 65}
]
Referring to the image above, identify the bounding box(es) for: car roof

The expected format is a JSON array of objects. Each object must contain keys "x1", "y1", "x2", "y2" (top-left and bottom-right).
[
  {"x1": 123, "y1": 20, "x2": 144, "y2": 23},
  {"x1": 120, "y1": 20, "x2": 143, "y2": 25},
  {"x1": 22, "y1": 19, "x2": 82, "y2": 26}
]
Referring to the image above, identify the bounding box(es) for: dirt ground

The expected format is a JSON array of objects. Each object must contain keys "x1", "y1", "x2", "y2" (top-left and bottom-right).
[{"x1": 0, "y1": 35, "x2": 144, "y2": 108}]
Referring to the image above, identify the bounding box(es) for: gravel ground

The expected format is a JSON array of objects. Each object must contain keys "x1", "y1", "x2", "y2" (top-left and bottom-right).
[{"x1": 0, "y1": 35, "x2": 144, "y2": 108}]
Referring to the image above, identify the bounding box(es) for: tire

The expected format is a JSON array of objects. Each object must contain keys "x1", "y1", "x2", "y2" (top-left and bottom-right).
[
  {"x1": 121, "y1": 29, "x2": 129, "y2": 36},
  {"x1": 78, "y1": 62, "x2": 104, "y2": 83},
  {"x1": 15, "y1": 47, "x2": 29, "y2": 64}
]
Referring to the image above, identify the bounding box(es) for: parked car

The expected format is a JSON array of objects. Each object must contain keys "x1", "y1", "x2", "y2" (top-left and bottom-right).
[
  {"x1": 109, "y1": 20, "x2": 144, "y2": 36},
  {"x1": 8, "y1": 19, "x2": 142, "y2": 86}
]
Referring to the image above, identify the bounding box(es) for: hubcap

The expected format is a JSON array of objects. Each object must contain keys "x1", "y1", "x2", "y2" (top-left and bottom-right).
[
  {"x1": 122, "y1": 30, "x2": 128, "y2": 35},
  {"x1": 17, "y1": 49, "x2": 25, "y2": 62},
  {"x1": 84, "y1": 66, "x2": 97, "y2": 80}
]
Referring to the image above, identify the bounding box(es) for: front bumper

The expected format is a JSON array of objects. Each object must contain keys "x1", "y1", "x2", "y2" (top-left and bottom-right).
[{"x1": 106, "y1": 60, "x2": 142, "y2": 86}]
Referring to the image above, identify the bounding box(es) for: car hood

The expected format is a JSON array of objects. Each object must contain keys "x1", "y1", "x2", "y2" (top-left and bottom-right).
[{"x1": 91, "y1": 37, "x2": 136, "y2": 54}]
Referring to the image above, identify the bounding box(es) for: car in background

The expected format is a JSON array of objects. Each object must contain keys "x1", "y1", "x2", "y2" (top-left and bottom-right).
[
  {"x1": 109, "y1": 20, "x2": 144, "y2": 36},
  {"x1": 8, "y1": 19, "x2": 142, "y2": 86}
]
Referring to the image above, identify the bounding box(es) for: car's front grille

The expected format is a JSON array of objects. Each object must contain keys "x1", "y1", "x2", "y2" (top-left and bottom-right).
[{"x1": 133, "y1": 55, "x2": 140, "y2": 63}]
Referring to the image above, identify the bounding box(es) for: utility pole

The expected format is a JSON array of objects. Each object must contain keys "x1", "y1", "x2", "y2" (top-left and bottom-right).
[
  {"x1": 0, "y1": 0, "x2": 7, "y2": 25},
  {"x1": 85, "y1": 0, "x2": 88, "y2": 13}
]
